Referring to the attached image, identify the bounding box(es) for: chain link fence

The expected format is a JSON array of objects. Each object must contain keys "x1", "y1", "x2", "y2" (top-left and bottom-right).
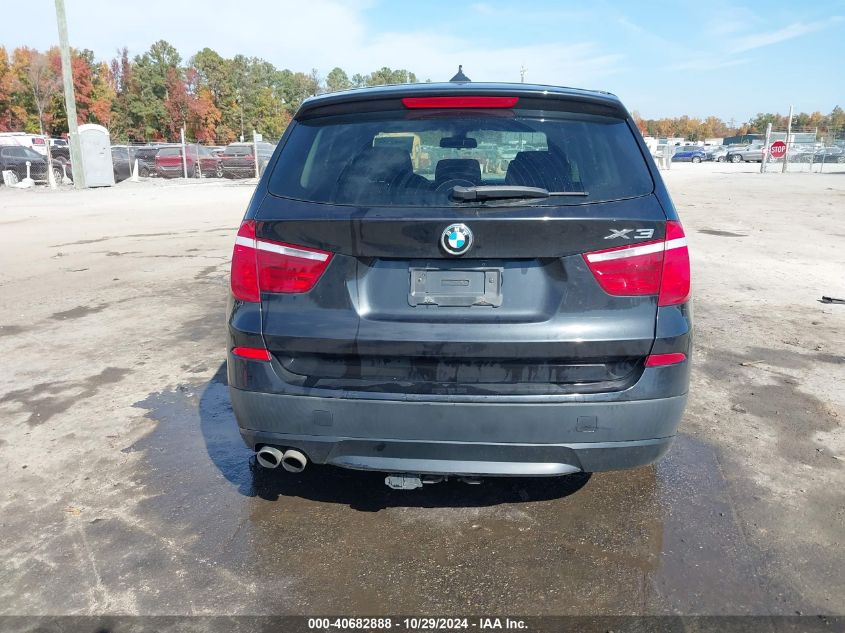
[
  {"x1": 760, "y1": 126, "x2": 845, "y2": 173},
  {"x1": 108, "y1": 129, "x2": 282, "y2": 182},
  {"x1": 644, "y1": 126, "x2": 845, "y2": 174}
]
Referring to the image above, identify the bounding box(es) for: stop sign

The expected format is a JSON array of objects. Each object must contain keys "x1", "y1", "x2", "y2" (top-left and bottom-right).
[{"x1": 770, "y1": 140, "x2": 787, "y2": 159}]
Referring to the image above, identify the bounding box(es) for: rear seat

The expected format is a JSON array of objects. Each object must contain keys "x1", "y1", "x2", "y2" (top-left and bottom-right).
[
  {"x1": 505, "y1": 150, "x2": 575, "y2": 191},
  {"x1": 435, "y1": 158, "x2": 482, "y2": 187}
]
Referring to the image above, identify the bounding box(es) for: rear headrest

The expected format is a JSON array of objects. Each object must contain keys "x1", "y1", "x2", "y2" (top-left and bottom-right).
[
  {"x1": 435, "y1": 158, "x2": 482, "y2": 185},
  {"x1": 345, "y1": 145, "x2": 413, "y2": 182},
  {"x1": 505, "y1": 151, "x2": 573, "y2": 191}
]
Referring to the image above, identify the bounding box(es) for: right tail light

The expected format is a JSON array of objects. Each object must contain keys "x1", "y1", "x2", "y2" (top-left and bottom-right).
[
  {"x1": 657, "y1": 221, "x2": 691, "y2": 306},
  {"x1": 583, "y1": 220, "x2": 690, "y2": 306}
]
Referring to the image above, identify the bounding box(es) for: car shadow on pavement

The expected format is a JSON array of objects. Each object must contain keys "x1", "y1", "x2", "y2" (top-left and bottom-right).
[{"x1": 199, "y1": 361, "x2": 592, "y2": 511}]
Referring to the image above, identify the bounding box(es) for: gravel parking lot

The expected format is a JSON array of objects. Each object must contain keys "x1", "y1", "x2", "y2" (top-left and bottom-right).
[{"x1": 0, "y1": 163, "x2": 843, "y2": 616}]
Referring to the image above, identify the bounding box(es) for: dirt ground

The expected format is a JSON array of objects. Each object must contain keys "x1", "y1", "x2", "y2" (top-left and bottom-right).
[{"x1": 0, "y1": 163, "x2": 843, "y2": 616}]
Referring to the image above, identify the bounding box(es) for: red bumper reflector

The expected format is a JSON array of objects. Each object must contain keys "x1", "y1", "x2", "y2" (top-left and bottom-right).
[
  {"x1": 645, "y1": 352, "x2": 687, "y2": 367},
  {"x1": 402, "y1": 96, "x2": 519, "y2": 109},
  {"x1": 232, "y1": 346, "x2": 271, "y2": 361}
]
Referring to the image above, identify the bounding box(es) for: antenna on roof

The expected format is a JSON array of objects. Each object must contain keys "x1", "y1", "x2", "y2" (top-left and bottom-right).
[{"x1": 450, "y1": 65, "x2": 470, "y2": 82}]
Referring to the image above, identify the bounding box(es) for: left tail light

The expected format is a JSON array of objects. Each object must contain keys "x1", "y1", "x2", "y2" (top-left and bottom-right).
[
  {"x1": 231, "y1": 221, "x2": 260, "y2": 301},
  {"x1": 230, "y1": 220, "x2": 332, "y2": 301}
]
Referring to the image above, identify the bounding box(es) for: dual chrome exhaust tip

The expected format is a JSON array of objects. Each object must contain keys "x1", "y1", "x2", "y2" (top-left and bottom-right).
[
  {"x1": 255, "y1": 446, "x2": 308, "y2": 473},
  {"x1": 255, "y1": 448, "x2": 486, "y2": 488}
]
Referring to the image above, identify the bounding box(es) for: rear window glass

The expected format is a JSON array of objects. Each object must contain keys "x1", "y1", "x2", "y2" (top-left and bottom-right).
[
  {"x1": 224, "y1": 145, "x2": 251, "y2": 155},
  {"x1": 158, "y1": 147, "x2": 180, "y2": 156},
  {"x1": 267, "y1": 109, "x2": 652, "y2": 207}
]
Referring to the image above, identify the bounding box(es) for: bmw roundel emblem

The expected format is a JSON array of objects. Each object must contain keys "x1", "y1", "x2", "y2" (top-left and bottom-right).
[{"x1": 441, "y1": 223, "x2": 474, "y2": 256}]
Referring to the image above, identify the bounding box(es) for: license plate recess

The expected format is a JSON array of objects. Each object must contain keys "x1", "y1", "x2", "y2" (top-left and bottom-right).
[{"x1": 408, "y1": 267, "x2": 503, "y2": 307}]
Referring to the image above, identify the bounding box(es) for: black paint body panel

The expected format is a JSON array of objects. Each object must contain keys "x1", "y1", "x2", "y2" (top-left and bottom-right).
[{"x1": 226, "y1": 82, "x2": 692, "y2": 476}]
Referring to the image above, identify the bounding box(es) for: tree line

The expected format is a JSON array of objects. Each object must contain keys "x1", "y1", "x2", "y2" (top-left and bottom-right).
[
  {"x1": 0, "y1": 40, "x2": 418, "y2": 144},
  {"x1": 633, "y1": 109, "x2": 844, "y2": 141},
  {"x1": 1, "y1": 40, "x2": 842, "y2": 144}
]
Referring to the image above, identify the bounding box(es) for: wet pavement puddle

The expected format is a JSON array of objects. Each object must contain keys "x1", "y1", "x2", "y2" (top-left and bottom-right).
[{"x1": 123, "y1": 363, "x2": 776, "y2": 614}]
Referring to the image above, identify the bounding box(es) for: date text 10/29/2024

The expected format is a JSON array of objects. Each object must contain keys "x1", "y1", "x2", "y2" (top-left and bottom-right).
[{"x1": 307, "y1": 618, "x2": 528, "y2": 630}]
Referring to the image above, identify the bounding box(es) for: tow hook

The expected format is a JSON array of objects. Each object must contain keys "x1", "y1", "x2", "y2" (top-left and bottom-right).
[
  {"x1": 384, "y1": 474, "x2": 446, "y2": 490},
  {"x1": 384, "y1": 474, "x2": 481, "y2": 489}
]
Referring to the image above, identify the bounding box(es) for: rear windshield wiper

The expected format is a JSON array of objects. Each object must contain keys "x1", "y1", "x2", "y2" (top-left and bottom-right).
[{"x1": 451, "y1": 185, "x2": 588, "y2": 201}]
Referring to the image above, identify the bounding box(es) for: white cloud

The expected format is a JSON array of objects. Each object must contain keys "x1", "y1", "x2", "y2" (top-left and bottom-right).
[
  {"x1": 471, "y1": 2, "x2": 496, "y2": 16},
  {"x1": 704, "y1": 6, "x2": 763, "y2": 37},
  {"x1": 668, "y1": 57, "x2": 751, "y2": 72},
  {"x1": 728, "y1": 17, "x2": 844, "y2": 54},
  {"x1": 334, "y1": 32, "x2": 624, "y2": 86},
  {"x1": 0, "y1": 0, "x2": 624, "y2": 86}
]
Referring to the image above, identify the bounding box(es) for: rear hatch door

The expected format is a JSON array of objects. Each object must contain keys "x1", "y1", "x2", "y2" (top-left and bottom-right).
[
  {"x1": 156, "y1": 147, "x2": 185, "y2": 171},
  {"x1": 256, "y1": 95, "x2": 666, "y2": 395},
  {"x1": 222, "y1": 146, "x2": 255, "y2": 170}
]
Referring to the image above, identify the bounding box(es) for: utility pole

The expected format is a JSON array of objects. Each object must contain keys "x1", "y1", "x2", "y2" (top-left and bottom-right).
[
  {"x1": 236, "y1": 91, "x2": 244, "y2": 142},
  {"x1": 252, "y1": 130, "x2": 260, "y2": 179},
  {"x1": 54, "y1": 0, "x2": 85, "y2": 189},
  {"x1": 781, "y1": 104, "x2": 793, "y2": 173},
  {"x1": 520, "y1": 65, "x2": 527, "y2": 83}
]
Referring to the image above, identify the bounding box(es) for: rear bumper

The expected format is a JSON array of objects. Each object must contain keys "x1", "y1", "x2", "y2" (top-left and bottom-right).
[
  {"x1": 231, "y1": 387, "x2": 686, "y2": 475},
  {"x1": 156, "y1": 166, "x2": 186, "y2": 177}
]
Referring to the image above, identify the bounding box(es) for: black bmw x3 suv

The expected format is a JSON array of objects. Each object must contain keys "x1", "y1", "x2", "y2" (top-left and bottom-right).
[{"x1": 226, "y1": 82, "x2": 692, "y2": 485}]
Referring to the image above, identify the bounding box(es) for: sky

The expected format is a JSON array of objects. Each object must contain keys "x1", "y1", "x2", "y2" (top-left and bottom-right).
[{"x1": 2, "y1": 0, "x2": 844, "y2": 121}]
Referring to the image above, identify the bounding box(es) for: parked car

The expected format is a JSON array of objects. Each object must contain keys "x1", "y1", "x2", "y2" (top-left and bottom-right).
[
  {"x1": 111, "y1": 146, "x2": 138, "y2": 182},
  {"x1": 704, "y1": 146, "x2": 727, "y2": 162},
  {"x1": 726, "y1": 145, "x2": 765, "y2": 162},
  {"x1": 47, "y1": 144, "x2": 71, "y2": 171},
  {"x1": 129, "y1": 144, "x2": 174, "y2": 177},
  {"x1": 0, "y1": 132, "x2": 49, "y2": 156},
  {"x1": 155, "y1": 144, "x2": 222, "y2": 178},
  {"x1": 788, "y1": 146, "x2": 817, "y2": 163},
  {"x1": 672, "y1": 145, "x2": 707, "y2": 163},
  {"x1": 226, "y1": 82, "x2": 692, "y2": 487},
  {"x1": 813, "y1": 146, "x2": 845, "y2": 163},
  {"x1": 220, "y1": 142, "x2": 276, "y2": 178},
  {"x1": 0, "y1": 145, "x2": 63, "y2": 183}
]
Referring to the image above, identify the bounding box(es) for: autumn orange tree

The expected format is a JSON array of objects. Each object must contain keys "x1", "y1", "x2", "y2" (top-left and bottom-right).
[
  {"x1": 48, "y1": 48, "x2": 114, "y2": 132},
  {"x1": 1, "y1": 40, "x2": 841, "y2": 145},
  {"x1": 0, "y1": 47, "x2": 20, "y2": 132},
  {"x1": 163, "y1": 67, "x2": 221, "y2": 142},
  {"x1": 0, "y1": 41, "x2": 425, "y2": 143},
  {"x1": 10, "y1": 47, "x2": 61, "y2": 134}
]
